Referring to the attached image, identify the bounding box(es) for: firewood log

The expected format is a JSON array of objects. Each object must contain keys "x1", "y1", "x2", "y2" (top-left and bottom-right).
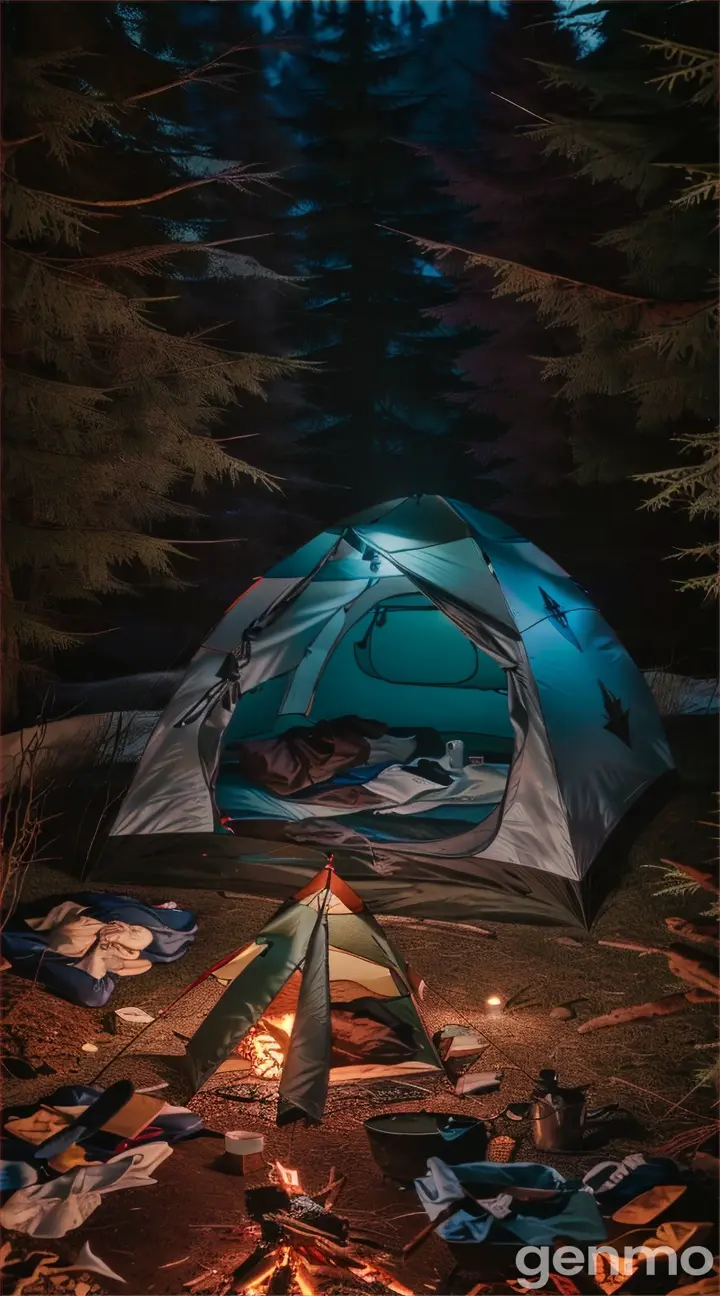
[{"x1": 268, "y1": 1216, "x2": 351, "y2": 1261}]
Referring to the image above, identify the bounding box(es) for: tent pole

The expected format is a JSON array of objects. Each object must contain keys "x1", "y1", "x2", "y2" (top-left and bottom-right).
[
  {"x1": 88, "y1": 943, "x2": 249, "y2": 1087},
  {"x1": 90, "y1": 856, "x2": 336, "y2": 1089}
]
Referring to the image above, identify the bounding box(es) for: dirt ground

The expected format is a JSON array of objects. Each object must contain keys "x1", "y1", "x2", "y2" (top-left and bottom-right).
[{"x1": 1, "y1": 784, "x2": 718, "y2": 1296}]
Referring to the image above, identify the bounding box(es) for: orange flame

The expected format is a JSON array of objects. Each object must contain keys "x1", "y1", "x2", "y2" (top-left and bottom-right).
[
  {"x1": 274, "y1": 1159, "x2": 302, "y2": 1193},
  {"x1": 249, "y1": 1013, "x2": 295, "y2": 1079},
  {"x1": 244, "y1": 1257, "x2": 283, "y2": 1292},
  {"x1": 294, "y1": 1257, "x2": 318, "y2": 1296}
]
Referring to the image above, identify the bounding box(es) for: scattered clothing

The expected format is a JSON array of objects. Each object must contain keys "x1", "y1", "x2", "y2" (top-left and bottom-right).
[
  {"x1": 226, "y1": 716, "x2": 391, "y2": 798},
  {"x1": 2, "y1": 893, "x2": 197, "y2": 1007},
  {"x1": 2, "y1": 1084, "x2": 203, "y2": 1170},
  {"x1": 223, "y1": 717, "x2": 447, "y2": 813},
  {"x1": 583, "y1": 1154, "x2": 687, "y2": 1210},
  {"x1": 219, "y1": 713, "x2": 507, "y2": 826},
  {"x1": 5, "y1": 1108, "x2": 70, "y2": 1147},
  {"x1": 0, "y1": 1159, "x2": 38, "y2": 1192},
  {"x1": 415, "y1": 1158, "x2": 606, "y2": 1246},
  {"x1": 0, "y1": 1141, "x2": 172, "y2": 1238},
  {"x1": 27, "y1": 902, "x2": 154, "y2": 979},
  {"x1": 612, "y1": 1183, "x2": 687, "y2": 1225}
]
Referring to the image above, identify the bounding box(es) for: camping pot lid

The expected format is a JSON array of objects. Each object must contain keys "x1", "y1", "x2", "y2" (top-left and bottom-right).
[{"x1": 364, "y1": 1111, "x2": 481, "y2": 1137}]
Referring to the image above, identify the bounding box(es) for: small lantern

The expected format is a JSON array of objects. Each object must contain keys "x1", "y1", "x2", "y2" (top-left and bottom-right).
[{"x1": 485, "y1": 995, "x2": 503, "y2": 1018}]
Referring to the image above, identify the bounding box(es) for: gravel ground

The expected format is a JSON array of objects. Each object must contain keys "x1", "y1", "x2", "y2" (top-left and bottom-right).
[{"x1": 1, "y1": 785, "x2": 718, "y2": 1296}]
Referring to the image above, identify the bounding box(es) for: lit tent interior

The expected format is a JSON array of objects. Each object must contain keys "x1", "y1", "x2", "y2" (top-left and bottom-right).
[
  {"x1": 183, "y1": 865, "x2": 443, "y2": 1124},
  {"x1": 97, "y1": 496, "x2": 674, "y2": 926}
]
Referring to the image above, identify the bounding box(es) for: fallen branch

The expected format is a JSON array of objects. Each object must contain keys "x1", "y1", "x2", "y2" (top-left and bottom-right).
[
  {"x1": 654, "y1": 1123, "x2": 720, "y2": 1158},
  {"x1": 577, "y1": 988, "x2": 718, "y2": 1034},
  {"x1": 667, "y1": 948, "x2": 720, "y2": 995},
  {"x1": 598, "y1": 940, "x2": 663, "y2": 955},
  {"x1": 598, "y1": 937, "x2": 719, "y2": 994},
  {"x1": 383, "y1": 916, "x2": 495, "y2": 937}
]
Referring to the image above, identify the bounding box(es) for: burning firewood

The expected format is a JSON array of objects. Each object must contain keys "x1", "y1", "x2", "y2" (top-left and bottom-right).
[{"x1": 187, "y1": 1164, "x2": 410, "y2": 1296}]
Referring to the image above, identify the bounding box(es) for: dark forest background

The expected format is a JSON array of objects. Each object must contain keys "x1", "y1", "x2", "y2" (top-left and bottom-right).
[{"x1": 2, "y1": 0, "x2": 717, "y2": 723}]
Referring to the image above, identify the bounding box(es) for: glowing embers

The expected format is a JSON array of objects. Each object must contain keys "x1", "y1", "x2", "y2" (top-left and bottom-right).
[
  {"x1": 241, "y1": 1014, "x2": 295, "y2": 1080},
  {"x1": 229, "y1": 1164, "x2": 415, "y2": 1296}
]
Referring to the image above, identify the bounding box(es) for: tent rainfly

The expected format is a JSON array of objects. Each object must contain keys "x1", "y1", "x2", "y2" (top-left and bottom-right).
[
  {"x1": 96, "y1": 495, "x2": 674, "y2": 926},
  {"x1": 183, "y1": 864, "x2": 444, "y2": 1124}
]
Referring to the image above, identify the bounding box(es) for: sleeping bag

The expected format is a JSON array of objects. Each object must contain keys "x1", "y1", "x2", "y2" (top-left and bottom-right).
[{"x1": 2, "y1": 892, "x2": 197, "y2": 1008}]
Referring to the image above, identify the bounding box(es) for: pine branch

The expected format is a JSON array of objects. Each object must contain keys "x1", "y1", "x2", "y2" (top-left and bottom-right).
[
  {"x1": 625, "y1": 32, "x2": 719, "y2": 105},
  {"x1": 45, "y1": 232, "x2": 271, "y2": 268},
  {"x1": 122, "y1": 43, "x2": 261, "y2": 104},
  {"x1": 380, "y1": 226, "x2": 651, "y2": 305},
  {"x1": 636, "y1": 431, "x2": 719, "y2": 516},
  {"x1": 30, "y1": 162, "x2": 280, "y2": 211},
  {"x1": 636, "y1": 430, "x2": 719, "y2": 597},
  {"x1": 657, "y1": 163, "x2": 720, "y2": 208}
]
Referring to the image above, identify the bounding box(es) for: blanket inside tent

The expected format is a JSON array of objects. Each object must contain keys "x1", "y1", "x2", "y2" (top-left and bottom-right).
[{"x1": 216, "y1": 715, "x2": 510, "y2": 830}]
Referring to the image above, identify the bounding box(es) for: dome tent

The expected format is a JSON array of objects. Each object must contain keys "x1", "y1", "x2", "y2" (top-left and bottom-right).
[{"x1": 96, "y1": 495, "x2": 674, "y2": 925}]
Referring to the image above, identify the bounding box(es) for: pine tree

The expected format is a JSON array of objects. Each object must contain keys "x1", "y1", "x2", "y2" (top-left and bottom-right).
[
  {"x1": 1, "y1": 3, "x2": 301, "y2": 716},
  {"x1": 417, "y1": 1, "x2": 621, "y2": 513},
  {"x1": 410, "y1": 4, "x2": 718, "y2": 593},
  {"x1": 269, "y1": 0, "x2": 485, "y2": 507},
  {"x1": 118, "y1": 2, "x2": 309, "y2": 597}
]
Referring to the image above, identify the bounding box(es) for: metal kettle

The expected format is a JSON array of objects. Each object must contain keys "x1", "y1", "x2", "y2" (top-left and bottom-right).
[{"x1": 530, "y1": 1069, "x2": 587, "y2": 1152}]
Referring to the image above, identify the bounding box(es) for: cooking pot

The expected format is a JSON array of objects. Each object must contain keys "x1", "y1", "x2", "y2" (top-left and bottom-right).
[{"x1": 364, "y1": 1110, "x2": 487, "y2": 1183}]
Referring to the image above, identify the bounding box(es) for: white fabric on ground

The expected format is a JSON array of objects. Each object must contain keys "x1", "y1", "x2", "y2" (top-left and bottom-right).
[
  {"x1": 414, "y1": 1156, "x2": 513, "y2": 1222},
  {"x1": 26, "y1": 902, "x2": 153, "y2": 978},
  {"x1": 0, "y1": 1142, "x2": 172, "y2": 1238}
]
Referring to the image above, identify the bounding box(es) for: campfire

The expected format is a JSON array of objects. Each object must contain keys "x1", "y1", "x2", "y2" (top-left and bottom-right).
[
  {"x1": 244, "y1": 1015, "x2": 296, "y2": 1080},
  {"x1": 186, "y1": 1162, "x2": 414, "y2": 1296}
]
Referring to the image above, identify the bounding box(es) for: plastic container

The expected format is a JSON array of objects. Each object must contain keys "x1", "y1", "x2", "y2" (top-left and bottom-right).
[{"x1": 224, "y1": 1130, "x2": 264, "y2": 1156}]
